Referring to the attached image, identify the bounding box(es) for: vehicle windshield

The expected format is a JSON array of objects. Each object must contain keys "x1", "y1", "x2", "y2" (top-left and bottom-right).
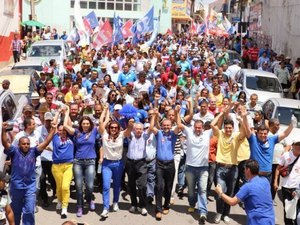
[
  {"x1": 28, "y1": 45, "x2": 61, "y2": 57},
  {"x1": 246, "y1": 75, "x2": 282, "y2": 93},
  {"x1": 276, "y1": 107, "x2": 300, "y2": 128}
]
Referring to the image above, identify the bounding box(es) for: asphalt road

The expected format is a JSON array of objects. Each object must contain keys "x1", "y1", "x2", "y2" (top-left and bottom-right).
[{"x1": 35, "y1": 185, "x2": 284, "y2": 225}]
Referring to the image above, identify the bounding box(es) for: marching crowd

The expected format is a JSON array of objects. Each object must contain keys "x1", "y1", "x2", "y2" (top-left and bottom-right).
[{"x1": 3, "y1": 29, "x2": 300, "y2": 225}]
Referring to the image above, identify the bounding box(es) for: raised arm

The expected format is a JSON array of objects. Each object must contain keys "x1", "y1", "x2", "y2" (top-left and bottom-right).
[
  {"x1": 211, "y1": 111, "x2": 224, "y2": 136},
  {"x1": 1, "y1": 122, "x2": 11, "y2": 150},
  {"x1": 149, "y1": 108, "x2": 159, "y2": 135},
  {"x1": 63, "y1": 106, "x2": 75, "y2": 135},
  {"x1": 183, "y1": 97, "x2": 193, "y2": 123},
  {"x1": 37, "y1": 122, "x2": 56, "y2": 152},
  {"x1": 124, "y1": 119, "x2": 135, "y2": 138},
  {"x1": 241, "y1": 109, "x2": 252, "y2": 139},
  {"x1": 175, "y1": 105, "x2": 184, "y2": 131},
  {"x1": 99, "y1": 106, "x2": 110, "y2": 135},
  {"x1": 278, "y1": 115, "x2": 297, "y2": 142}
]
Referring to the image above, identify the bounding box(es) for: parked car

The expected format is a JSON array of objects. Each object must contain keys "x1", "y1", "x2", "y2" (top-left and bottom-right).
[
  {"x1": 0, "y1": 89, "x2": 28, "y2": 172},
  {"x1": 235, "y1": 69, "x2": 283, "y2": 103},
  {"x1": 11, "y1": 59, "x2": 48, "y2": 72},
  {"x1": 0, "y1": 69, "x2": 40, "y2": 99},
  {"x1": 214, "y1": 49, "x2": 244, "y2": 67},
  {"x1": 27, "y1": 40, "x2": 70, "y2": 68},
  {"x1": 262, "y1": 98, "x2": 300, "y2": 143}
]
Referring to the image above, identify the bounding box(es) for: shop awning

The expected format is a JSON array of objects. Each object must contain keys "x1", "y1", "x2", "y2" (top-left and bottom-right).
[{"x1": 21, "y1": 20, "x2": 45, "y2": 28}]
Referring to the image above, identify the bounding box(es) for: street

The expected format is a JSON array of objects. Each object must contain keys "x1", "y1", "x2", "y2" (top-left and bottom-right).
[{"x1": 35, "y1": 186, "x2": 284, "y2": 225}]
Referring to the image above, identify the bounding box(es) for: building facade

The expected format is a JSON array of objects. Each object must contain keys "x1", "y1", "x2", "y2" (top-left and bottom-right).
[{"x1": 22, "y1": 0, "x2": 172, "y2": 34}]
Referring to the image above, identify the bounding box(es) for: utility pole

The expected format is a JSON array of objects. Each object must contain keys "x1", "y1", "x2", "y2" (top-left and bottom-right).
[{"x1": 30, "y1": 0, "x2": 36, "y2": 20}]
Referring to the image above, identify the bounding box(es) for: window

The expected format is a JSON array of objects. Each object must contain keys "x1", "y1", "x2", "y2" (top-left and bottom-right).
[
  {"x1": 70, "y1": 0, "x2": 141, "y2": 11},
  {"x1": 116, "y1": 3, "x2": 123, "y2": 10},
  {"x1": 98, "y1": 2, "x2": 105, "y2": 9},
  {"x1": 125, "y1": 3, "x2": 132, "y2": 10},
  {"x1": 80, "y1": 1, "x2": 88, "y2": 8},
  {"x1": 89, "y1": 1, "x2": 96, "y2": 9},
  {"x1": 107, "y1": 2, "x2": 114, "y2": 9},
  {"x1": 1, "y1": 95, "x2": 16, "y2": 122}
]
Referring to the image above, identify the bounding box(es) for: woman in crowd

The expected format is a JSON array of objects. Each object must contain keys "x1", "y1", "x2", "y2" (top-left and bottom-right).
[
  {"x1": 45, "y1": 79, "x2": 59, "y2": 98},
  {"x1": 52, "y1": 109, "x2": 74, "y2": 219},
  {"x1": 38, "y1": 85, "x2": 47, "y2": 104},
  {"x1": 107, "y1": 90, "x2": 119, "y2": 112},
  {"x1": 228, "y1": 83, "x2": 240, "y2": 102},
  {"x1": 209, "y1": 84, "x2": 224, "y2": 107},
  {"x1": 63, "y1": 106, "x2": 100, "y2": 217},
  {"x1": 98, "y1": 105, "x2": 133, "y2": 218}
]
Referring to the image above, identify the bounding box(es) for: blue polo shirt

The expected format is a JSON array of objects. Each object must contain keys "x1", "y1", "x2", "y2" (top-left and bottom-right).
[
  {"x1": 4, "y1": 145, "x2": 41, "y2": 190},
  {"x1": 52, "y1": 134, "x2": 74, "y2": 164},
  {"x1": 156, "y1": 130, "x2": 177, "y2": 161},
  {"x1": 117, "y1": 71, "x2": 137, "y2": 86},
  {"x1": 236, "y1": 176, "x2": 275, "y2": 225},
  {"x1": 74, "y1": 127, "x2": 98, "y2": 160},
  {"x1": 248, "y1": 134, "x2": 278, "y2": 173}
]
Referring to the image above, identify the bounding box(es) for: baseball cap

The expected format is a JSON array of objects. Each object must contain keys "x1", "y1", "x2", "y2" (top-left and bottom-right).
[
  {"x1": 114, "y1": 104, "x2": 122, "y2": 111},
  {"x1": 44, "y1": 112, "x2": 53, "y2": 121},
  {"x1": 100, "y1": 64, "x2": 107, "y2": 69},
  {"x1": 23, "y1": 105, "x2": 34, "y2": 112},
  {"x1": 0, "y1": 171, "x2": 10, "y2": 182}
]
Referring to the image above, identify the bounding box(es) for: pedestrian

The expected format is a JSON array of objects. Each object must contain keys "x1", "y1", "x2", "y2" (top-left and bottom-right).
[
  {"x1": 0, "y1": 171, "x2": 15, "y2": 225},
  {"x1": 98, "y1": 105, "x2": 133, "y2": 218},
  {"x1": 215, "y1": 159, "x2": 275, "y2": 225},
  {"x1": 2, "y1": 121, "x2": 55, "y2": 225},
  {"x1": 274, "y1": 139, "x2": 300, "y2": 225},
  {"x1": 1, "y1": 80, "x2": 10, "y2": 90},
  {"x1": 10, "y1": 33, "x2": 22, "y2": 63},
  {"x1": 63, "y1": 106, "x2": 100, "y2": 217},
  {"x1": 149, "y1": 108, "x2": 180, "y2": 220}
]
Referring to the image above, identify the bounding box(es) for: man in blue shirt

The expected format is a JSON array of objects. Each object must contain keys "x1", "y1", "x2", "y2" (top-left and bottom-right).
[
  {"x1": 149, "y1": 108, "x2": 180, "y2": 220},
  {"x1": 215, "y1": 159, "x2": 275, "y2": 225},
  {"x1": 242, "y1": 112, "x2": 296, "y2": 182},
  {"x1": 117, "y1": 63, "x2": 137, "y2": 88},
  {"x1": 1, "y1": 122, "x2": 56, "y2": 225}
]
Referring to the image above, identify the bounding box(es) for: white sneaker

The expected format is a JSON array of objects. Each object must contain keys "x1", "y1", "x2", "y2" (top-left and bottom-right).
[
  {"x1": 129, "y1": 206, "x2": 137, "y2": 213},
  {"x1": 56, "y1": 202, "x2": 62, "y2": 210},
  {"x1": 223, "y1": 216, "x2": 231, "y2": 224},
  {"x1": 113, "y1": 203, "x2": 119, "y2": 212},
  {"x1": 101, "y1": 209, "x2": 109, "y2": 218},
  {"x1": 138, "y1": 207, "x2": 148, "y2": 216},
  {"x1": 61, "y1": 207, "x2": 67, "y2": 219},
  {"x1": 214, "y1": 213, "x2": 222, "y2": 224}
]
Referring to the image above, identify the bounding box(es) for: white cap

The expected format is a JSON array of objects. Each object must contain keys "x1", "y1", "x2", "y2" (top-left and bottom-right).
[
  {"x1": 44, "y1": 112, "x2": 53, "y2": 121},
  {"x1": 114, "y1": 104, "x2": 122, "y2": 111},
  {"x1": 30, "y1": 92, "x2": 39, "y2": 99}
]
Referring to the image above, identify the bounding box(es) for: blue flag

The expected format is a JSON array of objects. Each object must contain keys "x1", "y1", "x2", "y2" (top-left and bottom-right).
[
  {"x1": 85, "y1": 11, "x2": 98, "y2": 29},
  {"x1": 112, "y1": 13, "x2": 124, "y2": 45},
  {"x1": 136, "y1": 6, "x2": 154, "y2": 34}
]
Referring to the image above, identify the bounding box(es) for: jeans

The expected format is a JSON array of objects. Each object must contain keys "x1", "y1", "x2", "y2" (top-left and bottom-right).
[
  {"x1": 40, "y1": 161, "x2": 56, "y2": 203},
  {"x1": 185, "y1": 165, "x2": 209, "y2": 215},
  {"x1": 215, "y1": 164, "x2": 238, "y2": 216},
  {"x1": 282, "y1": 187, "x2": 300, "y2": 225},
  {"x1": 10, "y1": 187, "x2": 36, "y2": 225},
  {"x1": 146, "y1": 159, "x2": 156, "y2": 198},
  {"x1": 102, "y1": 159, "x2": 124, "y2": 210},
  {"x1": 13, "y1": 50, "x2": 20, "y2": 63},
  {"x1": 171, "y1": 154, "x2": 181, "y2": 197},
  {"x1": 73, "y1": 159, "x2": 96, "y2": 208},
  {"x1": 126, "y1": 158, "x2": 147, "y2": 208},
  {"x1": 234, "y1": 160, "x2": 247, "y2": 195},
  {"x1": 155, "y1": 160, "x2": 175, "y2": 213},
  {"x1": 207, "y1": 161, "x2": 217, "y2": 194},
  {"x1": 52, "y1": 163, "x2": 73, "y2": 208},
  {"x1": 178, "y1": 153, "x2": 186, "y2": 188}
]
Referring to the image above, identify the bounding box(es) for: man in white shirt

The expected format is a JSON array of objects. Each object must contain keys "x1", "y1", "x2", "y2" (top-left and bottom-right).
[
  {"x1": 133, "y1": 71, "x2": 152, "y2": 95},
  {"x1": 176, "y1": 105, "x2": 211, "y2": 224}
]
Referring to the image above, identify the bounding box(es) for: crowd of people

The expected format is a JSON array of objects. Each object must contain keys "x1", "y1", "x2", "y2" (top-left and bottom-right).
[{"x1": 3, "y1": 27, "x2": 300, "y2": 225}]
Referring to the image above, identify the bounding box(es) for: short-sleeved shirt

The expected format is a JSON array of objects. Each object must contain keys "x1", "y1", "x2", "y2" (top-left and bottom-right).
[
  {"x1": 183, "y1": 126, "x2": 211, "y2": 167},
  {"x1": 248, "y1": 134, "x2": 278, "y2": 173},
  {"x1": 52, "y1": 134, "x2": 74, "y2": 164},
  {"x1": 74, "y1": 127, "x2": 98, "y2": 159},
  {"x1": 127, "y1": 132, "x2": 148, "y2": 160},
  {"x1": 216, "y1": 130, "x2": 241, "y2": 165},
  {"x1": 236, "y1": 176, "x2": 275, "y2": 225},
  {"x1": 117, "y1": 71, "x2": 137, "y2": 86},
  {"x1": 156, "y1": 130, "x2": 177, "y2": 161},
  {"x1": 4, "y1": 146, "x2": 41, "y2": 190},
  {"x1": 102, "y1": 131, "x2": 125, "y2": 160}
]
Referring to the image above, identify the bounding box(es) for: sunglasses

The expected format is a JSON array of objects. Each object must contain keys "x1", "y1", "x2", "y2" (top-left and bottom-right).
[{"x1": 110, "y1": 126, "x2": 118, "y2": 129}]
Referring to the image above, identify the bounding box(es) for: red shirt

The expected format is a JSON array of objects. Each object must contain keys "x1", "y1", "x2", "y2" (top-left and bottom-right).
[
  {"x1": 161, "y1": 72, "x2": 178, "y2": 87},
  {"x1": 248, "y1": 47, "x2": 259, "y2": 61}
]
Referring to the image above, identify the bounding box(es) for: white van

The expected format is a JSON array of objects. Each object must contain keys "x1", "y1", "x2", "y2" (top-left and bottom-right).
[{"x1": 235, "y1": 69, "x2": 283, "y2": 103}]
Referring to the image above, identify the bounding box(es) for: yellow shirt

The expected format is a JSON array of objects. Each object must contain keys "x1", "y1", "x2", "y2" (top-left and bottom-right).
[
  {"x1": 64, "y1": 91, "x2": 83, "y2": 103},
  {"x1": 236, "y1": 137, "x2": 250, "y2": 162},
  {"x1": 209, "y1": 93, "x2": 224, "y2": 106},
  {"x1": 215, "y1": 130, "x2": 240, "y2": 165}
]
